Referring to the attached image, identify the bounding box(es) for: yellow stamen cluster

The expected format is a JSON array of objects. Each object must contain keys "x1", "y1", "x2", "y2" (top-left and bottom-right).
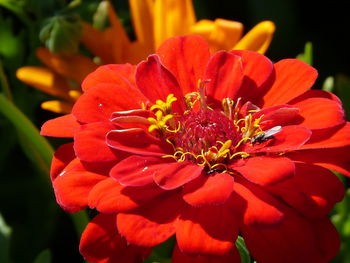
[
  {"x1": 148, "y1": 94, "x2": 177, "y2": 133},
  {"x1": 199, "y1": 140, "x2": 232, "y2": 171},
  {"x1": 222, "y1": 97, "x2": 241, "y2": 121},
  {"x1": 163, "y1": 139, "x2": 234, "y2": 172},
  {"x1": 184, "y1": 92, "x2": 200, "y2": 109},
  {"x1": 204, "y1": 140, "x2": 232, "y2": 164},
  {"x1": 150, "y1": 94, "x2": 177, "y2": 113},
  {"x1": 235, "y1": 114, "x2": 264, "y2": 148}
]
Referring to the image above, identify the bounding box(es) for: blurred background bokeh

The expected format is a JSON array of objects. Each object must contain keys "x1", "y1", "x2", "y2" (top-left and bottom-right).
[{"x1": 1, "y1": 0, "x2": 350, "y2": 262}]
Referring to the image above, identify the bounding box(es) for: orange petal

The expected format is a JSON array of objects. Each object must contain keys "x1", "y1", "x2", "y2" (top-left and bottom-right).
[
  {"x1": 80, "y1": 22, "x2": 115, "y2": 64},
  {"x1": 36, "y1": 47, "x2": 98, "y2": 83},
  {"x1": 153, "y1": 0, "x2": 196, "y2": 49},
  {"x1": 68, "y1": 90, "x2": 81, "y2": 100},
  {"x1": 233, "y1": 21, "x2": 275, "y2": 54},
  {"x1": 107, "y1": 0, "x2": 132, "y2": 63},
  {"x1": 191, "y1": 19, "x2": 243, "y2": 52},
  {"x1": 189, "y1": 19, "x2": 214, "y2": 40},
  {"x1": 41, "y1": 100, "x2": 73, "y2": 114},
  {"x1": 16, "y1": 66, "x2": 72, "y2": 99},
  {"x1": 129, "y1": 0, "x2": 154, "y2": 54},
  {"x1": 122, "y1": 41, "x2": 152, "y2": 64}
]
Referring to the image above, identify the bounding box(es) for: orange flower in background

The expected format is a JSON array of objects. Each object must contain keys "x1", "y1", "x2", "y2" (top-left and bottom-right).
[{"x1": 16, "y1": 0, "x2": 275, "y2": 114}]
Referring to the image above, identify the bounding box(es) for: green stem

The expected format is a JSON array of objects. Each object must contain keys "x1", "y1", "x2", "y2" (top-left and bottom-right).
[
  {"x1": 0, "y1": 94, "x2": 53, "y2": 168},
  {"x1": 0, "y1": 94, "x2": 89, "y2": 238},
  {"x1": 236, "y1": 236, "x2": 251, "y2": 263},
  {"x1": 0, "y1": 60, "x2": 13, "y2": 101},
  {"x1": 71, "y1": 210, "x2": 89, "y2": 236}
]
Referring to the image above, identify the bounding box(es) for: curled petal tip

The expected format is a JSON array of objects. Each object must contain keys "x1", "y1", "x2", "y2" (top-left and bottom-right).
[
  {"x1": 41, "y1": 100, "x2": 73, "y2": 114},
  {"x1": 234, "y1": 20, "x2": 276, "y2": 54}
]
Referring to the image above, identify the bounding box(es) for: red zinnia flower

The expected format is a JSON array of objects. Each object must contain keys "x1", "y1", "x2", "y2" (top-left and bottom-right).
[{"x1": 42, "y1": 35, "x2": 349, "y2": 263}]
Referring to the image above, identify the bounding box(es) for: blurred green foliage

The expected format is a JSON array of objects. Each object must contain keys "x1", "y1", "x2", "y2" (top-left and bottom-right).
[
  {"x1": 0, "y1": 213, "x2": 12, "y2": 263},
  {"x1": 296, "y1": 42, "x2": 313, "y2": 66},
  {"x1": 0, "y1": 0, "x2": 349, "y2": 263},
  {"x1": 39, "y1": 14, "x2": 82, "y2": 55},
  {"x1": 33, "y1": 250, "x2": 52, "y2": 263}
]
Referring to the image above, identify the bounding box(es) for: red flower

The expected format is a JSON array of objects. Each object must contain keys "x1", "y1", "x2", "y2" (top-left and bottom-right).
[{"x1": 42, "y1": 35, "x2": 349, "y2": 263}]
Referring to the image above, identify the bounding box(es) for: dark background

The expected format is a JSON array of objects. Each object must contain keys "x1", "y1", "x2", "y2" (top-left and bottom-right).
[{"x1": 199, "y1": 0, "x2": 350, "y2": 86}]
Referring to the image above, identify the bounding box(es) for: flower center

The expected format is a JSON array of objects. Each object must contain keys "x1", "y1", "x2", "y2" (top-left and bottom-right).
[
  {"x1": 174, "y1": 109, "x2": 240, "y2": 155},
  {"x1": 147, "y1": 91, "x2": 276, "y2": 173}
]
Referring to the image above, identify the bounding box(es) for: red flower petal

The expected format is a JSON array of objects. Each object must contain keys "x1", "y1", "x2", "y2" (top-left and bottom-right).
[
  {"x1": 110, "y1": 114, "x2": 151, "y2": 130},
  {"x1": 182, "y1": 173, "x2": 234, "y2": 207},
  {"x1": 311, "y1": 218, "x2": 341, "y2": 263},
  {"x1": 288, "y1": 88, "x2": 342, "y2": 104},
  {"x1": 176, "y1": 205, "x2": 238, "y2": 256},
  {"x1": 88, "y1": 178, "x2": 164, "y2": 213},
  {"x1": 135, "y1": 55, "x2": 185, "y2": 111},
  {"x1": 268, "y1": 162, "x2": 344, "y2": 218},
  {"x1": 172, "y1": 244, "x2": 240, "y2": 263},
  {"x1": 254, "y1": 104, "x2": 301, "y2": 130},
  {"x1": 74, "y1": 122, "x2": 120, "y2": 163},
  {"x1": 205, "y1": 51, "x2": 243, "y2": 101},
  {"x1": 117, "y1": 213, "x2": 176, "y2": 247},
  {"x1": 110, "y1": 109, "x2": 151, "y2": 119},
  {"x1": 231, "y1": 179, "x2": 284, "y2": 226},
  {"x1": 53, "y1": 158, "x2": 105, "y2": 212},
  {"x1": 156, "y1": 35, "x2": 210, "y2": 94},
  {"x1": 41, "y1": 114, "x2": 80, "y2": 137},
  {"x1": 153, "y1": 161, "x2": 203, "y2": 190},
  {"x1": 106, "y1": 128, "x2": 171, "y2": 156},
  {"x1": 262, "y1": 59, "x2": 318, "y2": 107},
  {"x1": 81, "y1": 64, "x2": 136, "y2": 92},
  {"x1": 110, "y1": 155, "x2": 171, "y2": 186},
  {"x1": 80, "y1": 214, "x2": 151, "y2": 263},
  {"x1": 230, "y1": 50, "x2": 274, "y2": 104},
  {"x1": 301, "y1": 122, "x2": 350, "y2": 149},
  {"x1": 251, "y1": 125, "x2": 311, "y2": 153},
  {"x1": 233, "y1": 156, "x2": 295, "y2": 186},
  {"x1": 88, "y1": 178, "x2": 136, "y2": 213},
  {"x1": 50, "y1": 143, "x2": 75, "y2": 181},
  {"x1": 111, "y1": 115, "x2": 149, "y2": 125},
  {"x1": 241, "y1": 207, "x2": 339, "y2": 263},
  {"x1": 72, "y1": 83, "x2": 147, "y2": 123},
  {"x1": 117, "y1": 192, "x2": 183, "y2": 247},
  {"x1": 291, "y1": 97, "x2": 345, "y2": 129},
  {"x1": 287, "y1": 146, "x2": 350, "y2": 177}
]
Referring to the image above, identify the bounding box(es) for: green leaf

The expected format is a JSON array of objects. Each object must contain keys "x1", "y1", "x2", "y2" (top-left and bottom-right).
[
  {"x1": 40, "y1": 14, "x2": 82, "y2": 55},
  {"x1": 143, "y1": 236, "x2": 175, "y2": 263},
  {"x1": 33, "y1": 249, "x2": 51, "y2": 263},
  {"x1": 296, "y1": 42, "x2": 313, "y2": 65},
  {"x1": 335, "y1": 74, "x2": 350, "y2": 118},
  {"x1": 0, "y1": 213, "x2": 12, "y2": 263},
  {"x1": 66, "y1": 0, "x2": 82, "y2": 10},
  {"x1": 0, "y1": 60, "x2": 12, "y2": 100},
  {"x1": 0, "y1": 94, "x2": 53, "y2": 174},
  {"x1": 0, "y1": 0, "x2": 32, "y2": 26},
  {"x1": 0, "y1": 16, "x2": 25, "y2": 69},
  {"x1": 322, "y1": 76, "x2": 335, "y2": 92},
  {"x1": 0, "y1": 94, "x2": 89, "y2": 239},
  {"x1": 71, "y1": 210, "x2": 89, "y2": 236},
  {"x1": 236, "y1": 236, "x2": 251, "y2": 263},
  {"x1": 93, "y1": 0, "x2": 109, "y2": 30}
]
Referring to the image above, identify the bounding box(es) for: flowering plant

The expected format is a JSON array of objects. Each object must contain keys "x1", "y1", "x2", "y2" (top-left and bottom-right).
[{"x1": 42, "y1": 35, "x2": 349, "y2": 263}]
